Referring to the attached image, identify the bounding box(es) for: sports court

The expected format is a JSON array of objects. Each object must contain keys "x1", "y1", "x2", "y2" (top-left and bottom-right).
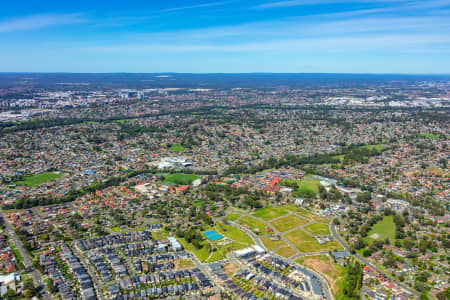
[{"x1": 203, "y1": 230, "x2": 223, "y2": 241}]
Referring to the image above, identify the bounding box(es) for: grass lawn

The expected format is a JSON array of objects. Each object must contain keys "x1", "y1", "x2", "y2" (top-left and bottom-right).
[
  {"x1": 360, "y1": 144, "x2": 389, "y2": 151},
  {"x1": 275, "y1": 246, "x2": 297, "y2": 258},
  {"x1": 12, "y1": 171, "x2": 64, "y2": 187},
  {"x1": 284, "y1": 205, "x2": 329, "y2": 223},
  {"x1": 236, "y1": 216, "x2": 268, "y2": 235},
  {"x1": 163, "y1": 173, "x2": 200, "y2": 185},
  {"x1": 285, "y1": 229, "x2": 342, "y2": 253},
  {"x1": 415, "y1": 133, "x2": 440, "y2": 140},
  {"x1": 296, "y1": 255, "x2": 346, "y2": 295},
  {"x1": 169, "y1": 143, "x2": 185, "y2": 152},
  {"x1": 111, "y1": 226, "x2": 121, "y2": 233},
  {"x1": 271, "y1": 215, "x2": 309, "y2": 232},
  {"x1": 152, "y1": 230, "x2": 169, "y2": 240},
  {"x1": 178, "y1": 237, "x2": 211, "y2": 262},
  {"x1": 304, "y1": 223, "x2": 331, "y2": 235},
  {"x1": 253, "y1": 206, "x2": 288, "y2": 221},
  {"x1": 365, "y1": 215, "x2": 396, "y2": 244},
  {"x1": 332, "y1": 155, "x2": 345, "y2": 163},
  {"x1": 225, "y1": 213, "x2": 241, "y2": 222},
  {"x1": 261, "y1": 236, "x2": 287, "y2": 250},
  {"x1": 215, "y1": 222, "x2": 253, "y2": 245}
]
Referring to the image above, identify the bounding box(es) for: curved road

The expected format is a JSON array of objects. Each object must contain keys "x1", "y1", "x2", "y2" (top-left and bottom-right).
[{"x1": 330, "y1": 222, "x2": 419, "y2": 298}]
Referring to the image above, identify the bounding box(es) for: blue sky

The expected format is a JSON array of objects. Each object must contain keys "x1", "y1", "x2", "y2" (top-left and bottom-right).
[{"x1": 0, "y1": 0, "x2": 449, "y2": 73}]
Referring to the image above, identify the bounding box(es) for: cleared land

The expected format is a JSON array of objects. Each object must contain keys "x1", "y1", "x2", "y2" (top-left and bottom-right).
[
  {"x1": 163, "y1": 173, "x2": 200, "y2": 185},
  {"x1": 285, "y1": 229, "x2": 342, "y2": 252},
  {"x1": 360, "y1": 144, "x2": 389, "y2": 151},
  {"x1": 296, "y1": 255, "x2": 346, "y2": 295},
  {"x1": 12, "y1": 171, "x2": 64, "y2": 187},
  {"x1": 282, "y1": 176, "x2": 320, "y2": 198},
  {"x1": 236, "y1": 216, "x2": 268, "y2": 234},
  {"x1": 253, "y1": 206, "x2": 288, "y2": 221},
  {"x1": 365, "y1": 215, "x2": 396, "y2": 244},
  {"x1": 270, "y1": 214, "x2": 309, "y2": 232},
  {"x1": 275, "y1": 246, "x2": 297, "y2": 258},
  {"x1": 225, "y1": 213, "x2": 241, "y2": 221},
  {"x1": 304, "y1": 223, "x2": 330, "y2": 235},
  {"x1": 284, "y1": 205, "x2": 329, "y2": 223},
  {"x1": 261, "y1": 236, "x2": 287, "y2": 250},
  {"x1": 215, "y1": 222, "x2": 253, "y2": 245},
  {"x1": 169, "y1": 143, "x2": 185, "y2": 152}
]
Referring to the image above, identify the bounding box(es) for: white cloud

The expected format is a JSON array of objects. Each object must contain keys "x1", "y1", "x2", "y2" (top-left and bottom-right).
[{"x1": 0, "y1": 13, "x2": 85, "y2": 33}]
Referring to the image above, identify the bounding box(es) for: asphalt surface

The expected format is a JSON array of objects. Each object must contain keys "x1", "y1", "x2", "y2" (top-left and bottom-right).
[
  {"x1": 330, "y1": 222, "x2": 419, "y2": 298},
  {"x1": 0, "y1": 211, "x2": 51, "y2": 300}
]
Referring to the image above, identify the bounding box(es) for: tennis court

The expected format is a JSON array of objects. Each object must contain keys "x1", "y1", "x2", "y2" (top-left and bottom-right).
[{"x1": 203, "y1": 230, "x2": 223, "y2": 241}]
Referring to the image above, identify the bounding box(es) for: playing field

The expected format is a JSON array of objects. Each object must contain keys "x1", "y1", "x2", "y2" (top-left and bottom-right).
[
  {"x1": 12, "y1": 171, "x2": 64, "y2": 187},
  {"x1": 270, "y1": 215, "x2": 309, "y2": 232},
  {"x1": 275, "y1": 246, "x2": 297, "y2": 258},
  {"x1": 304, "y1": 223, "x2": 330, "y2": 235},
  {"x1": 285, "y1": 229, "x2": 342, "y2": 252},
  {"x1": 253, "y1": 206, "x2": 288, "y2": 221},
  {"x1": 170, "y1": 143, "x2": 185, "y2": 152},
  {"x1": 261, "y1": 236, "x2": 287, "y2": 250},
  {"x1": 360, "y1": 144, "x2": 389, "y2": 151},
  {"x1": 236, "y1": 216, "x2": 268, "y2": 234},
  {"x1": 163, "y1": 173, "x2": 200, "y2": 185},
  {"x1": 365, "y1": 215, "x2": 396, "y2": 243}
]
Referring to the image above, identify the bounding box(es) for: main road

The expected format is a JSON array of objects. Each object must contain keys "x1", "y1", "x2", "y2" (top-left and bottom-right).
[
  {"x1": 0, "y1": 211, "x2": 51, "y2": 300},
  {"x1": 330, "y1": 222, "x2": 419, "y2": 298}
]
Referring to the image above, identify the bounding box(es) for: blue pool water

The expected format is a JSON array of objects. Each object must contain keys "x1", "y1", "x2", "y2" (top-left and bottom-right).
[{"x1": 203, "y1": 230, "x2": 223, "y2": 241}]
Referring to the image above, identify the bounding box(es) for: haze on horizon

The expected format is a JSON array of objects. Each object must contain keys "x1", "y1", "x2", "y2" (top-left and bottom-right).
[{"x1": 0, "y1": 0, "x2": 449, "y2": 74}]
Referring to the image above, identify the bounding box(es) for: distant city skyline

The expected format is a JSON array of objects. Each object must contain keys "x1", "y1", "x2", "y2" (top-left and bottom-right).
[{"x1": 0, "y1": 0, "x2": 449, "y2": 73}]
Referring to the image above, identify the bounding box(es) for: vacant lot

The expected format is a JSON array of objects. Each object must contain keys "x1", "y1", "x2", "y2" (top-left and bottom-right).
[
  {"x1": 215, "y1": 222, "x2": 253, "y2": 245},
  {"x1": 275, "y1": 246, "x2": 297, "y2": 258},
  {"x1": 304, "y1": 223, "x2": 330, "y2": 235},
  {"x1": 163, "y1": 173, "x2": 200, "y2": 185},
  {"x1": 253, "y1": 206, "x2": 288, "y2": 221},
  {"x1": 261, "y1": 236, "x2": 287, "y2": 250},
  {"x1": 271, "y1": 215, "x2": 309, "y2": 232},
  {"x1": 225, "y1": 213, "x2": 241, "y2": 221},
  {"x1": 296, "y1": 255, "x2": 346, "y2": 295},
  {"x1": 284, "y1": 205, "x2": 329, "y2": 223},
  {"x1": 236, "y1": 216, "x2": 268, "y2": 234},
  {"x1": 365, "y1": 215, "x2": 396, "y2": 243},
  {"x1": 285, "y1": 229, "x2": 342, "y2": 252},
  {"x1": 12, "y1": 171, "x2": 64, "y2": 187}
]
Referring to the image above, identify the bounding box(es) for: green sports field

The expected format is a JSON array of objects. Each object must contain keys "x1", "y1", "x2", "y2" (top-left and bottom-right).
[
  {"x1": 163, "y1": 173, "x2": 200, "y2": 185},
  {"x1": 365, "y1": 215, "x2": 396, "y2": 243},
  {"x1": 169, "y1": 143, "x2": 185, "y2": 152},
  {"x1": 12, "y1": 171, "x2": 64, "y2": 187}
]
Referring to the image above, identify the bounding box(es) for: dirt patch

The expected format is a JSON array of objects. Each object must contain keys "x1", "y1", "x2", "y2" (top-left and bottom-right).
[
  {"x1": 223, "y1": 262, "x2": 239, "y2": 276},
  {"x1": 370, "y1": 233, "x2": 380, "y2": 239},
  {"x1": 301, "y1": 256, "x2": 344, "y2": 294}
]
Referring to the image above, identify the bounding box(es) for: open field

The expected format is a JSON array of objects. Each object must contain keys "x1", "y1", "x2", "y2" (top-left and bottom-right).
[
  {"x1": 236, "y1": 216, "x2": 268, "y2": 234},
  {"x1": 111, "y1": 226, "x2": 121, "y2": 233},
  {"x1": 304, "y1": 223, "x2": 330, "y2": 235},
  {"x1": 215, "y1": 221, "x2": 253, "y2": 245},
  {"x1": 284, "y1": 205, "x2": 329, "y2": 223},
  {"x1": 175, "y1": 259, "x2": 195, "y2": 269},
  {"x1": 163, "y1": 173, "x2": 200, "y2": 185},
  {"x1": 169, "y1": 143, "x2": 185, "y2": 152},
  {"x1": 285, "y1": 229, "x2": 342, "y2": 252},
  {"x1": 275, "y1": 246, "x2": 297, "y2": 258},
  {"x1": 261, "y1": 236, "x2": 287, "y2": 250},
  {"x1": 12, "y1": 171, "x2": 64, "y2": 187},
  {"x1": 282, "y1": 176, "x2": 320, "y2": 198},
  {"x1": 270, "y1": 214, "x2": 309, "y2": 232},
  {"x1": 225, "y1": 213, "x2": 241, "y2": 221},
  {"x1": 365, "y1": 215, "x2": 396, "y2": 244},
  {"x1": 253, "y1": 206, "x2": 288, "y2": 221},
  {"x1": 296, "y1": 255, "x2": 346, "y2": 295},
  {"x1": 178, "y1": 237, "x2": 211, "y2": 262},
  {"x1": 360, "y1": 144, "x2": 389, "y2": 151}
]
